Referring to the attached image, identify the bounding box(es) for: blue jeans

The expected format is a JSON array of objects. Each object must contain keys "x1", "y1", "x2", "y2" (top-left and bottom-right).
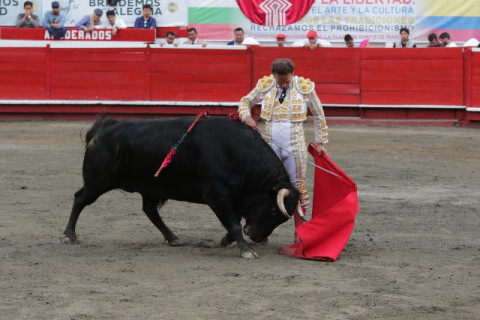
[{"x1": 46, "y1": 27, "x2": 67, "y2": 39}]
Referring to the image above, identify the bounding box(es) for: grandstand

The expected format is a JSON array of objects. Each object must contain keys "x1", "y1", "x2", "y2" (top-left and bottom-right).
[{"x1": 0, "y1": 1, "x2": 479, "y2": 125}]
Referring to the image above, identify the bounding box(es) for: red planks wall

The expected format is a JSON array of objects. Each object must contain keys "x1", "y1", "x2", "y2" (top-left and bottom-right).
[
  {"x1": 467, "y1": 49, "x2": 480, "y2": 108},
  {"x1": 253, "y1": 47, "x2": 361, "y2": 105},
  {"x1": 49, "y1": 47, "x2": 148, "y2": 100},
  {"x1": 0, "y1": 47, "x2": 48, "y2": 99},
  {"x1": 150, "y1": 48, "x2": 252, "y2": 102},
  {"x1": 361, "y1": 48, "x2": 464, "y2": 106}
]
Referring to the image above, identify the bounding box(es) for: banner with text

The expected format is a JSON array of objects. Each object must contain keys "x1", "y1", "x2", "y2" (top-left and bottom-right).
[
  {"x1": 188, "y1": 0, "x2": 480, "y2": 42},
  {"x1": 0, "y1": 0, "x2": 187, "y2": 27}
]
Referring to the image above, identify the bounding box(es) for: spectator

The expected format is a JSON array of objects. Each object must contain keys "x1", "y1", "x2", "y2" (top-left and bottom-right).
[
  {"x1": 344, "y1": 34, "x2": 354, "y2": 47},
  {"x1": 393, "y1": 27, "x2": 416, "y2": 48},
  {"x1": 242, "y1": 37, "x2": 259, "y2": 46},
  {"x1": 463, "y1": 38, "x2": 480, "y2": 47},
  {"x1": 42, "y1": 1, "x2": 66, "y2": 40},
  {"x1": 103, "y1": 10, "x2": 126, "y2": 36},
  {"x1": 427, "y1": 33, "x2": 442, "y2": 47},
  {"x1": 439, "y1": 32, "x2": 457, "y2": 47},
  {"x1": 75, "y1": 9, "x2": 103, "y2": 32},
  {"x1": 183, "y1": 27, "x2": 207, "y2": 47},
  {"x1": 227, "y1": 27, "x2": 245, "y2": 46},
  {"x1": 16, "y1": 1, "x2": 40, "y2": 28},
  {"x1": 134, "y1": 4, "x2": 157, "y2": 29},
  {"x1": 292, "y1": 30, "x2": 332, "y2": 49},
  {"x1": 163, "y1": 31, "x2": 177, "y2": 47},
  {"x1": 276, "y1": 34, "x2": 286, "y2": 47}
]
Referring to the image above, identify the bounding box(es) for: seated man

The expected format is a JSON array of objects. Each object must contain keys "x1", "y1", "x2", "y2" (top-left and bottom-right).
[
  {"x1": 182, "y1": 27, "x2": 207, "y2": 47},
  {"x1": 276, "y1": 34, "x2": 286, "y2": 47},
  {"x1": 427, "y1": 33, "x2": 442, "y2": 47},
  {"x1": 393, "y1": 27, "x2": 416, "y2": 48},
  {"x1": 344, "y1": 34, "x2": 355, "y2": 47},
  {"x1": 292, "y1": 30, "x2": 331, "y2": 49},
  {"x1": 439, "y1": 32, "x2": 457, "y2": 47},
  {"x1": 75, "y1": 8, "x2": 103, "y2": 32},
  {"x1": 42, "y1": 1, "x2": 66, "y2": 39},
  {"x1": 227, "y1": 27, "x2": 244, "y2": 45},
  {"x1": 16, "y1": 1, "x2": 40, "y2": 28},
  {"x1": 103, "y1": 10, "x2": 126, "y2": 36},
  {"x1": 134, "y1": 4, "x2": 157, "y2": 29},
  {"x1": 163, "y1": 31, "x2": 178, "y2": 47}
]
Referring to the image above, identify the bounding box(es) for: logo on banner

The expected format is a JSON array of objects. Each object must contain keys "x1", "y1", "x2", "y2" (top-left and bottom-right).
[
  {"x1": 168, "y1": 2, "x2": 178, "y2": 13},
  {"x1": 259, "y1": 0, "x2": 291, "y2": 26},
  {"x1": 236, "y1": 0, "x2": 314, "y2": 26}
]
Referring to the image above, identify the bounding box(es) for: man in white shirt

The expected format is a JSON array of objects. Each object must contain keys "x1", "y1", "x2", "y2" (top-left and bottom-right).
[
  {"x1": 291, "y1": 30, "x2": 331, "y2": 49},
  {"x1": 162, "y1": 31, "x2": 178, "y2": 47},
  {"x1": 103, "y1": 10, "x2": 126, "y2": 36},
  {"x1": 182, "y1": 27, "x2": 207, "y2": 47},
  {"x1": 439, "y1": 32, "x2": 458, "y2": 47}
]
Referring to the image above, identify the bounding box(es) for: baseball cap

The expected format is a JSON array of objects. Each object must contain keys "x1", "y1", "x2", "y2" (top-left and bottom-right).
[
  {"x1": 51, "y1": 1, "x2": 60, "y2": 7},
  {"x1": 276, "y1": 34, "x2": 286, "y2": 39},
  {"x1": 307, "y1": 30, "x2": 318, "y2": 38},
  {"x1": 94, "y1": 8, "x2": 103, "y2": 16}
]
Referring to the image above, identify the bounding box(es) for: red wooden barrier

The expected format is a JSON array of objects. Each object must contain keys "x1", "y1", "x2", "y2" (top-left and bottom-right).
[
  {"x1": 253, "y1": 47, "x2": 361, "y2": 105},
  {"x1": 150, "y1": 48, "x2": 252, "y2": 102},
  {"x1": 467, "y1": 49, "x2": 480, "y2": 108},
  {"x1": 0, "y1": 45, "x2": 478, "y2": 124},
  {"x1": 156, "y1": 27, "x2": 188, "y2": 38},
  {"x1": 361, "y1": 48, "x2": 464, "y2": 106},
  {"x1": 0, "y1": 47, "x2": 48, "y2": 99},
  {"x1": 49, "y1": 47, "x2": 148, "y2": 100}
]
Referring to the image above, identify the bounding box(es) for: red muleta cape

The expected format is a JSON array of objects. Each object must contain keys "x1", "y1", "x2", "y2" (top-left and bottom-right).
[{"x1": 280, "y1": 144, "x2": 359, "y2": 261}]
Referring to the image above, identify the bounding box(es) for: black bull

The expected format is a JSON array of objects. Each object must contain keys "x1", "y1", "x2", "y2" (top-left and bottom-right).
[{"x1": 64, "y1": 116, "x2": 300, "y2": 258}]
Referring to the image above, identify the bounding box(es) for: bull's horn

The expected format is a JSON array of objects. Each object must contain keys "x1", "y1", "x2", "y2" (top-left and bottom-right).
[
  {"x1": 276, "y1": 188, "x2": 290, "y2": 219},
  {"x1": 297, "y1": 202, "x2": 307, "y2": 222}
]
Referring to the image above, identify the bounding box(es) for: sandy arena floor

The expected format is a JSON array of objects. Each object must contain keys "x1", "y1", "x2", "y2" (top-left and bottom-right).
[{"x1": 0, "y1": 120, "x2": 479, "y2": 319}]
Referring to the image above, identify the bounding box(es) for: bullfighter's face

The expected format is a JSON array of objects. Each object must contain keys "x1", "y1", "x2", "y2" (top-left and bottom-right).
[{"x1": 274, "y1": 73, "x2": 292, "y2": 90}]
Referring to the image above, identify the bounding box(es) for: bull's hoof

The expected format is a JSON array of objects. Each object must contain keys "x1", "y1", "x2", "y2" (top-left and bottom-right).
[
  {"x1": 62, "y1": 234, "x2": 78, "y2": 244},
  {"x1": 167, "y1": 238, "x2": 184, "y2": 246},
  {"x1": 220, "y1": 234, "x2": 234, "y2": 247},
  {"x1": 241, "y1": 250, "x2": 260, "y2": 259}
]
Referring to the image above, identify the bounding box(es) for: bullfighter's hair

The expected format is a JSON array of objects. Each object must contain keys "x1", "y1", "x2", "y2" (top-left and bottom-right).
[{"x1": 271, "y1": 58, "x2": 294, "y2": 75}]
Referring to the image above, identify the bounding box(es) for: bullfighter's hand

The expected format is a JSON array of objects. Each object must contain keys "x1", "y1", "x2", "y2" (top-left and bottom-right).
[
  {"x1": 243, "y1": 116, "x2": 258, "y2": 130},
  {"x1": 310, "y1": 142, "x2": 327, "y2": 155}
]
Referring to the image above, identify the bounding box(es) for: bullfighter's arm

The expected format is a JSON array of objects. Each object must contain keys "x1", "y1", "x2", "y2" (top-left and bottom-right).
[
  {"x1": 307, "y1": 89, "x2": 329, "y2": 145},
  {"x1": 238, "y1": 86, "x2": 262, "y2": 121}
]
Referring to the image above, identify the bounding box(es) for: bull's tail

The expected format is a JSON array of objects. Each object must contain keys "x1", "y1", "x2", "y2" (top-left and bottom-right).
[{"x1": 85, "y1": 115, "x2": 118, "y2": 145}]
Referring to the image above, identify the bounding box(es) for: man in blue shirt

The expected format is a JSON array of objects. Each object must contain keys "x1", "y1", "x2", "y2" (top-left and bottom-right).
[
  {"x1": 227, "y1": 27, "x2": 244, "y2": 45},
  {"x1": 134, "y1": 4, "x2": 157, "y2": 29},
  {"x1": 42, "y1": 1, "x2": 67, "y2": 39},
  {"x1": 75, "y1": 8, "x2": 103, "y2": 33}
]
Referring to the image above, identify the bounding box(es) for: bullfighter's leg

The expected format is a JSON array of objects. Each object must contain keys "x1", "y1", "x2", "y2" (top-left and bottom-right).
[
  {"x1": 141, "y1": 196, "x2": 182, "y2": 246},
  {"x1": 63, "y1": 186, "x2": 103, "y2": 242},
  {"x1": 207, "y1": 197, "x2": 259, "y2": 258}
]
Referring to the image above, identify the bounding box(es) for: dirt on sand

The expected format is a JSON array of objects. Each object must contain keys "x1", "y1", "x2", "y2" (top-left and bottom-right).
[{"x1": 0, "y1": 120, "x2": 479, "y2": 319}]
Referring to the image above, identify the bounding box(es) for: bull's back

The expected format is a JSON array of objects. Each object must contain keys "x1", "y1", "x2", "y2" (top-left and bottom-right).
[{"x1": 82, "y1": 117, "x2": 285, "y2": 202}]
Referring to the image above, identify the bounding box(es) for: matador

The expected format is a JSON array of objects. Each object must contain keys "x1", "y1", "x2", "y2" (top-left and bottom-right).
[{"x1": 238, "y1": 58, "x2": 329, "y2": 228}]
